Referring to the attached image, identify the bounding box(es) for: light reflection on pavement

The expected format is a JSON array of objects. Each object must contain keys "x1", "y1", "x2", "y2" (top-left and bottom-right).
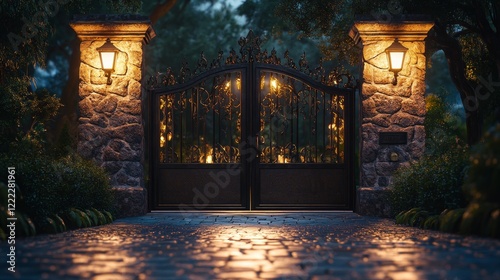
[{"x1": 2, "y1": 212, "x2": 499, "y2": 279}]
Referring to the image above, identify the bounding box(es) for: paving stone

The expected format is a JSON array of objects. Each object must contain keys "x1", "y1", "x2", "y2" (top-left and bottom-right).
[
  {"x1": 1, "y1": 212, "x2": 500, "y2": 279},
  {"x1": 216, "y1": 271, "x2": 257, "y2": 279}
]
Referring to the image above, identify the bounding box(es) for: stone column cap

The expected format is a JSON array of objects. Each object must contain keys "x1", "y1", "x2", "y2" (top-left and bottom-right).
[
  {"x1": 350, "y1": 15, "x2": 434, "y2": 43},
  {"x1": 70, "y1": 14, "x2": 156, "y2": 44}
]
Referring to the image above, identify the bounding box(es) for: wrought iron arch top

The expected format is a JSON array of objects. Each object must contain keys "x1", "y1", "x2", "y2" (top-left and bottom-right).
[{"x1": 147, "y1": 30, "x2": 357, "y2": 89}]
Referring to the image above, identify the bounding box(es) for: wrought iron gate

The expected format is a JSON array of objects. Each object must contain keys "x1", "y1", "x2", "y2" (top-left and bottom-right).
[{"x1": 147, "y1": 31, "x2": 355, "y2": 210}]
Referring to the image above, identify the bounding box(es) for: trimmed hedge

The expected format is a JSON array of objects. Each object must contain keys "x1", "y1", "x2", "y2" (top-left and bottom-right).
[{"x1": 0, "y1": 153, "x2": 115, "y2": 236}]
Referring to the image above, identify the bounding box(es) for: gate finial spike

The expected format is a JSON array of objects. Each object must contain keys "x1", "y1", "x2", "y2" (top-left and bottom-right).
[
  {"x1": 246, "y1": 29, "x2": 254, "y2": 38},
  {"x1": 239, "y1": 29, "x2": 262, "y2": 62}
]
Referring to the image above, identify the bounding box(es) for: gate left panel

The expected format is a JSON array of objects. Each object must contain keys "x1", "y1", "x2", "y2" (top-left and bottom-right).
[{"x1": 151, "y1": 69, "x2": 248, "y2": 210}]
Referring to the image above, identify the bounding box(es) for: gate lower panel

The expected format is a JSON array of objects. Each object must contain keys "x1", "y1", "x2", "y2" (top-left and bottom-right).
[
  {"x1": 156, "y1": 164, "x2": 246, "y2": 210},
  {"x1": 255, "y1": 165, "x2": 349, "y2": 209}
]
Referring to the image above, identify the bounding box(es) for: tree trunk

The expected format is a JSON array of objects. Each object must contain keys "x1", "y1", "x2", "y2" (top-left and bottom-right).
[
  {"x1": 429, "y1": 23, "x2": 483, "y2": 145},
  {"x1": 150, "y1": 0, "x2": 179, "y2": 25},
  {"x1": 466, "y1": 109, "x2": 483, "y2": 145},
  {"x1": 473, "y1": 0, "x2": 500, "y2": 81},
  {"x1": 49, "y1": 38, "x2": 81, "y2": 149}
]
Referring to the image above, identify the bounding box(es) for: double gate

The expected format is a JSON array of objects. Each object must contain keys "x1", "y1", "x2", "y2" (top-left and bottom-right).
[{"x1": 148, "y1": 31, "x2": 355, "y2": 210}]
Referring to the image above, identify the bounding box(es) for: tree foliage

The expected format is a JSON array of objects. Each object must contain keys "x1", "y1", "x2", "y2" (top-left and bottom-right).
[
  {"x1": 425, "y1": 91, "x2": 466, "y2": 156},
  {"x1": 274, "y1": 0, "x2": 500, "y2": 144},
  {"x1": 0, "y1": 0, "x2": 141, "y2": 232},
  {"x1": 0, "y1": 0, "x2": 141, "y2": 150},
  {"x1": 276, "y1": 0, "x2": 358, "y2": 65},
  {"x1": 237, "y1": 0, "x2": 348, "y2": 72},
  {"x1": 143, "y1": 0, "x2": 244, "y2": 73}
]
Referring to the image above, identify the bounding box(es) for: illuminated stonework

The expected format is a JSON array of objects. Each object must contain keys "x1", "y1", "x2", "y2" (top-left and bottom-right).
[
  {"x1": 71, "y1": 15, "x2": 155, "y2": 217},
  {"x1": 350, "y1": 18, "x2": 434, "y2": 216}
]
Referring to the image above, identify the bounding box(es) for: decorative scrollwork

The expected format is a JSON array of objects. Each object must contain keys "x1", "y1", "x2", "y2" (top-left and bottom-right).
[
  {"x1": 327, "y1": 69, "x2": 357, "y2": 89},
  {"x1": 195, "y1": 52, "x2": 208, "y2": 74},
  {"x1": 166, "y1": 68, "x2": 176, "y2": 85},
  {"x1": 299, "y1": 52, "x2": 309, "y2": 73},
  {"x1": 239, "y1": 30, "x2": 261, "y2": 62},
  {"x1": 159, "y1": 71, "x2": 242, "y2": 164},
  {"x1": 258, "y1": 70, "x2": 346, "y2": 164},
  {"x1": 179, "y1": 61, "x2": 191, "y2": 84},
  {"x1": 153, "y1": 31, "x2": 354, "y2": 165},
  {"x1": 312, "y1": 58, "x2": 325, "y2": 82},
  {"x1": 211, "y1": 50, "x2": 223, "y2": 69},
  {"x1": 265, "y1": 48, "x2": 280, "y2": 65},
  {"x1": 284, "y1": 50, "x2": 296, "y2": 69},
  {"x1": 148, "y1": 30, "x2": 357, "y2": 90},
  {"x1": 225, "y1": 48, "x2": 239, "y2": 65}
]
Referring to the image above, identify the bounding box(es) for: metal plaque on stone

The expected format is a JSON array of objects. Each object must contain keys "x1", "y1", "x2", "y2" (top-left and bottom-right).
[{"x1": 379, "y1": 132, "x2": 407, "y2": 145}]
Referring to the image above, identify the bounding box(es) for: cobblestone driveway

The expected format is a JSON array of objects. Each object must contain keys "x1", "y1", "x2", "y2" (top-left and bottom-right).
[{"x1": 2, "y1": 212, "x2": 500, "y2": 279}]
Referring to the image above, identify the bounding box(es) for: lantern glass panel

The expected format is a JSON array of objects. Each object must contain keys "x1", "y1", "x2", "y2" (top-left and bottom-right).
[
  {"x1": 100, "y1": 51, "x2": 116, "y2": 70},
  {"x1": 389, "y1": 51, "x2": 405, "y2": 70}
]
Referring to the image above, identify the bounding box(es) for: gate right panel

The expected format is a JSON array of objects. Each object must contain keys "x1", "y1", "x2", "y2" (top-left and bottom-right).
[{"x1": 253, "y1": 68, "x2": 354, "y2": 209}]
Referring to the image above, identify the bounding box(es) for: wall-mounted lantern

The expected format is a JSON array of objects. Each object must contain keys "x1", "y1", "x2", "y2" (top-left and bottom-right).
[
  {"x1": 385, "y1": 39, "x2": 408, "y2": 85},
  {"x1": 97, "y1": 38, "x2": 120, "y2": 85}
]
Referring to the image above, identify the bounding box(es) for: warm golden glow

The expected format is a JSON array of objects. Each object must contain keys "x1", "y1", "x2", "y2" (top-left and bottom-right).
[
  {"x1": 271, "y1": 78, "x2": 278, "y2": 90},
  {"x1": 225, "y1": 78, "x2": 241, "y2": 92},
  {"x1": 160, "y1": 135, "x2": 166, "y2": 147},
  {"x1": 205, "y1": 147, "x2": 213, "y2": 163},
  {"x1": 278, "y1": 155, "x2": 284, "y2": 163},
  {"x1": 206, "y1": 155, "x2": 213, "y2": 163},
  {"x1": 96, "y1": 38, "x2": 120, "y2": 84},
  {"x1": 389, "y1": 51, "x2": 405, "y2": 70},
  {"x1": 385, "y1": 39, "x2": 408, "y2": 74},
  {"x1": 100, "y1": 51, "x2": 116, "y2": 70}
]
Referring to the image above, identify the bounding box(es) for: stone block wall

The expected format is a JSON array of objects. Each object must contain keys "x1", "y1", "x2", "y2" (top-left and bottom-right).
[
  {"x1": 360, "y1": 39, "x2": 427, "y2": 189},
  {"x1": 71, "y1": 16, "x2": 155, "y2": 217},
  {"x1": 350, "y1": 20, "x2": 434, "y2": 216},
  {"x1": 77, "y1": 39, "x2": 144, "y2": 189}
]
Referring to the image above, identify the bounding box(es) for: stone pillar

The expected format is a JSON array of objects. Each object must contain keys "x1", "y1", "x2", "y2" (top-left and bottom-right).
[
  {"x1": 350, "y1": 18, "x2": 433, "y2": 216},
  {"x1": 70, "y1": 15, "x2": 155, "y2": 218}
]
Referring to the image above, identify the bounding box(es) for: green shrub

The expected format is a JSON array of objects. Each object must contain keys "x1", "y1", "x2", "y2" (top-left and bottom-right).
[
  {"x1": 0, "y1": 183, "x2": 37, "y2": 238},
  {"x1": 439, "y1": 208, "x2": 466, "y2": 233},
  {"x1": 390, "y1": 92, "x2": 468, "y2": 216},
  {"x1": 60, "y1": 208, "x2": 84, "y2": 230},
  {"x1": 0, "y1": 154, "x2": 62, "y2": 225},
  {"x1": 394, "y1": 206, "x2": 500, "y2": 236},
  {"x1": 458, "y1": 124, "x2": 500, "y2": 238},
  {"x1": 389, "y1": 148, "x2": 469, "y2": 216},
  {"x1": 463, "y1": 124, "x2": 500, "y2": 204},
  {"x1": 422, "y1": 215, "x2": 440, "y2": 230},
  {"x1": 459, "y1": 202, "x2": 497, "y2": 236},
  {"x1": 53, "y1": 155, "x2": 114, "y2": 212},
  {"x1": 392, "y1": 96, "x2": 500, "y2": 239},
  {"x1": 0, "y1": 152, "x2": 114, "y2": 231},
  {"x1": 395, "y1": 208, "x2": 442, "y2": 230},
  {"x1": 395, "y1": 207, "x2": 429, "y2": 227}
]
